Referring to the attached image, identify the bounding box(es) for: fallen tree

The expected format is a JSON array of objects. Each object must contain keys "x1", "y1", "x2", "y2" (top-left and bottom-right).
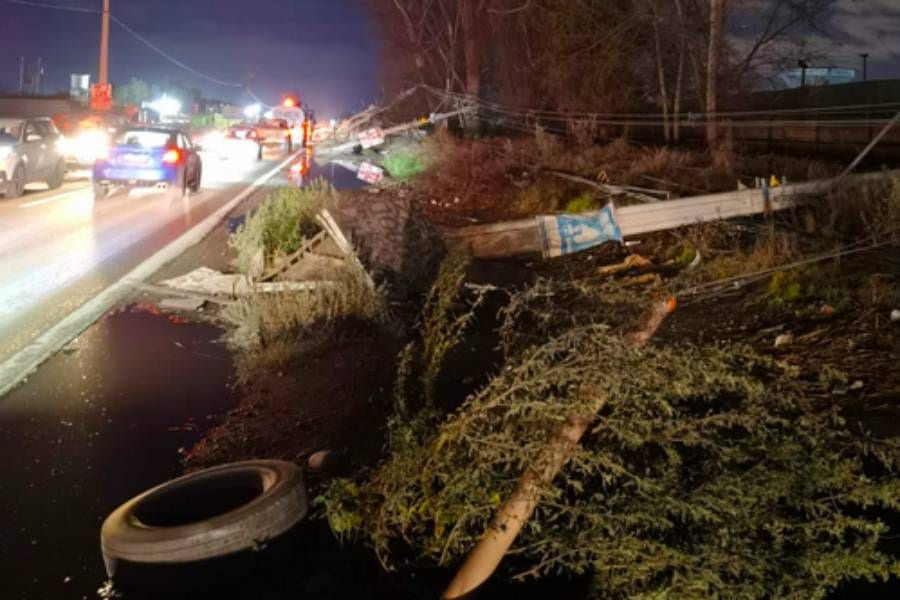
[{"x1": 319, "y1": 272, "x2": 900, "y2": 599}]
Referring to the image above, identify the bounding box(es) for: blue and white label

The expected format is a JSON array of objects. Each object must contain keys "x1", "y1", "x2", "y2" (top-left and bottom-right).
[{"x1": 538, "y1": 205, "x2": 623, "y2": 258}]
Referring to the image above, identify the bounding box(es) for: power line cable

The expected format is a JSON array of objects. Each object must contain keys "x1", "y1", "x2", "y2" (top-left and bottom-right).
[
  {"x1": 3, "y1": 0, "x2": 246, "y2": 89},
  {"x1": 0, "y1": 0, "x2": 98, "y2": 13},
  {"x1": 110, "y1": 15, "x2": 243, "y2": 88}
]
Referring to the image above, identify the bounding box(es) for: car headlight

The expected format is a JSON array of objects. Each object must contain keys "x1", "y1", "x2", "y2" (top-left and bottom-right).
[
  {"x1": 75, "y1": 131, "x2": 109, "y2": 161},
  {"x1": 56, "y1": 136, "x2": 73, "y2": 155}
]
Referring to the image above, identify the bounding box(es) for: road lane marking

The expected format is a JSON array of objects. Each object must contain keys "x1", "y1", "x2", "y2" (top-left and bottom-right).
[
  {"x1": 0, "y1": 151, "x2": 301, "y2": 399},
  {"x1": 19, "y1": 187, "x2": 90, "y2": 208}
]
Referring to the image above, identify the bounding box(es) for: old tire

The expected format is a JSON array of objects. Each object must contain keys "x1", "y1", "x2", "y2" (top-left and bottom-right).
[
  {"x1": 189, "y1": 165, "x2": 202, "y2": 193},
  {"x1": 101, "y1": 460, "x2": 308, "y2": 566}
]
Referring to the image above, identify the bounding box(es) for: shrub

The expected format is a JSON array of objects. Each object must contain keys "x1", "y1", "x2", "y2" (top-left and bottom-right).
[
  {"x1": 321, "y1": 325, "x2": 900, "y2": 598},
  {"x1": 229, "y1": 179, "x2": 334, "y2": 274},
  {"x1": 221, "y1": 266, "x2": 386, "y2": 353},
  {"x1": 383, "y1": 151, "x2": 427, "y2": 181},
  {"x1": 563, "y1": 193, "x2": 599, "y2": 214}
]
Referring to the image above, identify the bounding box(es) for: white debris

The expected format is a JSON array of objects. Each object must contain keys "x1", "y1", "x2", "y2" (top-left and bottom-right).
[
  {"x1": 159, "y1": 297, "x2": 206, "y2": 312},
  {"x1": 159, "y1": 267, "x2": 250, "y2": 296}
]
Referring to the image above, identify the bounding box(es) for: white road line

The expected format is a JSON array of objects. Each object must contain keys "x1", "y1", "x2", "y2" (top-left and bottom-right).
[
  {"x1": 18, "y1": 187, "x2": 90, "y2": 209},
  {"x1": 0, "y1": 151, "x2": 300, "y2": 399}
]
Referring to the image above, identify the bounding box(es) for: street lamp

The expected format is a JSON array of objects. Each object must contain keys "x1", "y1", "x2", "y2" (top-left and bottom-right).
[
  {"x1": 860, "y1": 53, "x2": 869, "y2": 81},
  {"x1": 149, "y1": 96, "x2": 181, "y2": 119}
]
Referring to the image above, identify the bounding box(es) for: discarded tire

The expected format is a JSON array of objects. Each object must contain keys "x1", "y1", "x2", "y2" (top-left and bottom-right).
[{"x1": 101, "y1": 460, "x2": 308, "y2": 569}]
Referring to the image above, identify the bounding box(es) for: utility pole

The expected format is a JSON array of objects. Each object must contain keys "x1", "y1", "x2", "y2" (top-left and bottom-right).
[
  {"x1": 18, "y1": 56, "x2": 25, "y2": 94},
  {"x1": 92, "y1": 0, "x2": 112, "y2": 111},
  {"x1": 36, "y1": 57, "x2": 43, "y2": 95},
  {"x1": 99, "y1": 0, "x2": 110, "y2": 86},
  {"x1": 860, "y1": 53, "x2": 869, "y2": 81},
  {"x1": 798, "y1": 59, "x2": 809, "y2": 88}
]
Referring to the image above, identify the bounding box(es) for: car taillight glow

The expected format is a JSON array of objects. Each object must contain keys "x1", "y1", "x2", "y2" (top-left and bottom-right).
[{"x1": 162, "y1": 149, "x2": 181, "y2": 164}]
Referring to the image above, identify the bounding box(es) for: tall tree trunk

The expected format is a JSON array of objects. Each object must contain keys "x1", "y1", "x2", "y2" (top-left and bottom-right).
[
  {"x1": 651, "y1": 12, "x2": 671, "y2": 144},
  {"x1": 672, "y1": 0, "x2": 686, "y2": 142},
  {"x1": 461, "y1": 0, "x2": 482, "y2": 132},
  {"x1": 706, "y1": 0, "x2": 725, "y2": 147},
  {"x1": 673, "y1": 43, "x2": 685, "y2": 142}
]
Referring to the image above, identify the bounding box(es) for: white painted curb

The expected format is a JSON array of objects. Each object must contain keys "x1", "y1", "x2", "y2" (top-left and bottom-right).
[{"x1": 0, "y1": 151, "x2": 302, "y2": 399}]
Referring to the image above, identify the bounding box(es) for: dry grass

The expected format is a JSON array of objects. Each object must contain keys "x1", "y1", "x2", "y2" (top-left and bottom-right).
[
  {"x1": 414, "y1": 131, "x2": 841, "y2": 226},
  {"x1": 221, "y1": 264, "x2": 387, "y2": 381}
]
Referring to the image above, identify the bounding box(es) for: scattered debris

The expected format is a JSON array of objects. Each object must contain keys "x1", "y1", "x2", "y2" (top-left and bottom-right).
[
  {"x1": 159, "y1": 297, "x2": 206, "y2": 312},
  {"x1": 775, "y1": 333, "x2": 795, "y2": 348},
  {"x1": 357, "y1": 162, "x2": 385, "y2": 184},
  {"x1": 599, "y1": 254, "x2": 653, "y2": 277},
  {"x1": 159, "y1": 267, "x2": 249, "y2": 296}
]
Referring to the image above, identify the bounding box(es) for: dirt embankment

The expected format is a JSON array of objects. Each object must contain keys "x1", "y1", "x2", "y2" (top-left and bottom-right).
[{"x1": 169, "y1": 132, "x2": 900, "y2": 598}]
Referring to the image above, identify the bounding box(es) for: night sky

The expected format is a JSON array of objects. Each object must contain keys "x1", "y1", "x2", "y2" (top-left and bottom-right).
[
  {"x1": 1, "y1": 0, "x2": 382, "y2": 117},
  {"x1": 2, "y1": 0, "x2": 899, "y2": 114}
]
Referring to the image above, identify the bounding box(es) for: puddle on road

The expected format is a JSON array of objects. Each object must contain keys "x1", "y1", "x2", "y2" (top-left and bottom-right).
[{"x1": 0, "y1": 308, "x2": 236, "y2": 600}]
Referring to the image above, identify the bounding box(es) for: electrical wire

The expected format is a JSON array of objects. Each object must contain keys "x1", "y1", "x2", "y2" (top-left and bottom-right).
[
  {"x1": 0, "y1": 0, "x2": 98, "y2": 13},
  {"x1": 110, "y1": 15, "x2": 243, "y2": 88},
  {"x1": 425, "y1": 85, "x2": 900, "y2": 121},
  {"x1": 4, "y1": 0, "x2": 246, "y2": 89},
  {"x1": 244, "y1": 87, "x2": 272, "y2": 109}
]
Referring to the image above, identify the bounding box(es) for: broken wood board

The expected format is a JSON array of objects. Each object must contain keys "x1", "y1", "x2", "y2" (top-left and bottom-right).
[
  {"x1": 445, "y1": 170, "x2": 899, "y2": 259},
  {"x1": 134, "y1": 281, "x2": 238, "y2": 306}
]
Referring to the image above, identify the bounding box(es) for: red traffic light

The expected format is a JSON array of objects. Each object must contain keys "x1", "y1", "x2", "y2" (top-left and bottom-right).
[{"x1": 283, "y1": 97, "x2": 297, "y2": 108}]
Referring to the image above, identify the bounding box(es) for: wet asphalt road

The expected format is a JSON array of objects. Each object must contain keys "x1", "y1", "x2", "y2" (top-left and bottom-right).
[
  {"x1": 0, "y1": 149, "x2": 286, "y2": 371},
  {"x1": 0, "y1": 151, "x2": 364, "y2": 599},
  {"x1": 0, "y1": 309, "x2": 236, "y2": 600}
]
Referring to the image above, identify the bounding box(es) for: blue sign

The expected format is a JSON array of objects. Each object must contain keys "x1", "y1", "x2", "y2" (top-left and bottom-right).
[{"x1": 539, "y1": 205, "x2": 623, "y2": 258}]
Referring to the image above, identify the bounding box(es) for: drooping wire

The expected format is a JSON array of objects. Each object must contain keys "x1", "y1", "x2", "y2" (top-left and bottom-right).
[
  {"x1": 110, "y1": 15, "x2": 244, "y2": 88},
  {"x1": 0, "y1": 0, "x2": 98, "y2": 13},
  {"x1": 3, "y1": 0, "x2": 246, "y2": 89}
]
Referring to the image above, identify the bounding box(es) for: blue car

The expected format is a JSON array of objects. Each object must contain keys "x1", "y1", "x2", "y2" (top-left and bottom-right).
[{"x1": 92, "y1": 127, "x2": 202, "y2": 199}]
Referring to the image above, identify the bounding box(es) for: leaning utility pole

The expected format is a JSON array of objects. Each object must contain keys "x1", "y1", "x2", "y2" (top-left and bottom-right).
[{"x1": 99, "y1": 0, "x2": 110, "y2": 86}]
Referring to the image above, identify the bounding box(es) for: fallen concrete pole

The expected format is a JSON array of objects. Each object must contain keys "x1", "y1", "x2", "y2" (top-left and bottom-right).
[
  {"x1": 442, "y1": 298, "x2": 677, "y2": 599},
  {"x1": 445, "y1": 170, "x2": 899, "y2": 259},
  {"x1": 318, "y1": 106, "x2": 476, "y2": 157}
]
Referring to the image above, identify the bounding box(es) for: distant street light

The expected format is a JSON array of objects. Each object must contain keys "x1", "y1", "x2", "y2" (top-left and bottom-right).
[
  {"x1": 244, "y1": 104, "x2": 261, "y2": 119},
  {"x1": 149, "y1": 96, "x2": 181, "y2": 118},
  {"x1": 860, "y1": 53, "x2": 869, "y2": 81}
]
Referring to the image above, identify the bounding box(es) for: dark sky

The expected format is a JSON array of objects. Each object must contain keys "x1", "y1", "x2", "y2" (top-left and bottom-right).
[
  {"x1": 1, "y1": 0, "x2": 382, "y2": 117},
  {"x1": 2, "y1": 0, "x2": 898, "y2": 111}
]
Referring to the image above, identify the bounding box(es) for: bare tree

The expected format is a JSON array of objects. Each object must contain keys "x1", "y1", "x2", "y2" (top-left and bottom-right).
[{"x1": 707, "y1": 0, "x2": 725, "y2": 146}]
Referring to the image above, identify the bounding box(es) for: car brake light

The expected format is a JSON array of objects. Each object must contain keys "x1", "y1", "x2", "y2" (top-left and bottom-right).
[{"x1": 162, "y1": 149, "x2": 181, "y2": 164}]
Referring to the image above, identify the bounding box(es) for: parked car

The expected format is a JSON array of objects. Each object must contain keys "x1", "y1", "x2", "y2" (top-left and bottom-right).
[
  {"x1": 92, "y1": 127, "x2": 202, "y2": 200},
  {"x1": 0, "y1": 116, "x2": 66, "y2": 199}
]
